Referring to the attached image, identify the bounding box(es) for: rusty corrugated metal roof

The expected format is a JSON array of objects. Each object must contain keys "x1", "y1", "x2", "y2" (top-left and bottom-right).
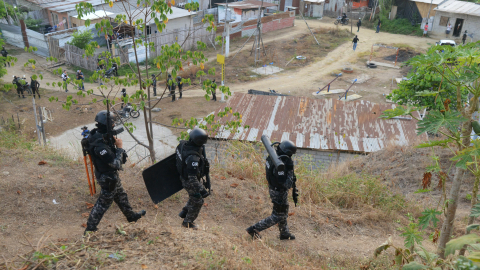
[
  {"x1": 208, "y1": 93, "x2": 426, "y2": 153},
  {"x1": 217, "y1": 0, "x2": 278, "y2": 10}
]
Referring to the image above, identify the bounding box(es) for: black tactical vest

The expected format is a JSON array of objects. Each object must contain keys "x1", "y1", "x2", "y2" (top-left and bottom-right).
[
  {"x1": 265, "y1": 155, "x2": 294, "y2": 190},
  {"x1": 84, "y1": 129, "x2": 116, "y2": 174},
  {"x1": 176, "y1": 140, "x2": 205, "y2": 179}
]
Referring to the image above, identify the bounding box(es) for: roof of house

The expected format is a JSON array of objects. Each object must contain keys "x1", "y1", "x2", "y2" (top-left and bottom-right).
[
  {"x1": 207, "y1": 93, "x2": 425, "y2": 153},
  {"x1": 434, "y1": 0, "x2": 480, "y2": 16},
  {"x1": 35, "y1": 0, "x2": 103, "y2": 13},
  {"x1": 410, "y1": 0, "x2": 444, "y2": 5},
  {"x1": 304, "y1": 0, "x2": 325, "y2": 3},
  {"x1": 72, "y1": 10, "x2": 113, "y2": 20},
  {"x1": 67, "y1": 0, "x2": 196, "y2": 22},
  {"x1": 217, "y1": 0, "x2": 278, "y2": 10}
]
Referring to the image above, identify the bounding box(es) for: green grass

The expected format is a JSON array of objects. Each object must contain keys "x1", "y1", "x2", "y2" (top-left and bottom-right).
[
  {"x1": 0, "y1": 129, "x2": 35, "y2": 150},
  {"x1": 362, "y1": 16, "x2": 423, "y2": 36}
]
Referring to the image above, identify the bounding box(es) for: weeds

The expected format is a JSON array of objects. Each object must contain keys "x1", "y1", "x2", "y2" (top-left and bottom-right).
[{"x1": 0, "y1": 130, "x2": 35, "y2": 150}]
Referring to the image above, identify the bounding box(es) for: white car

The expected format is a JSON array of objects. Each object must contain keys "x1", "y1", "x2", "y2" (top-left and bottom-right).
[{"x1": 435, "y1": 40, "x2": 456, "y2": 47}]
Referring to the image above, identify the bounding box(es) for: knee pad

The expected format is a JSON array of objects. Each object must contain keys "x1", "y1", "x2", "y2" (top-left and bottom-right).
[{"x1": 273, "y1": 203, "x2": 288, "y2": 214}]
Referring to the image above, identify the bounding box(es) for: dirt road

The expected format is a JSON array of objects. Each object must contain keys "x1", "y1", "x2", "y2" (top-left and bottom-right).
[
  {"x1": 183, "y1": 18, "x2": 437, "y2": 98},
  {"x1": 5, "y1": 18, "x2": 436, "y2": 101}
]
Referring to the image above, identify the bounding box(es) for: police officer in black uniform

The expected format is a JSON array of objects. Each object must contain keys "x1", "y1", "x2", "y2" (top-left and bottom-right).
[
  {"x1": 168, "y1": 74, "x2": 176, "y2": 102},
  {"x1": 1, "y1": 46, "x2": 9, "y2": 67},
  {"x1": 246, "y1": 140, "x2": 298, "y2": 240},
  {"x1": 30, "y1": 76, "x2": 40, "y2": 99},
  {"x1": 13, "y1": 76, "x2": 25, "y2": 99},
  {"x1": 176, "y1": 127, "x2": 210, "y2": 230},
  {"x1": 211, "y1": 80, "x2": 217, "y2": 101},
  {"x1": 152, "y1": 74, "x2": 157, "y2": 96},
  {"x1": 176, "y1": 76, "x2": 183, "y2": 99},
  {"x1": 84, "y1": 110, "x2": 146, "y2": 234}
]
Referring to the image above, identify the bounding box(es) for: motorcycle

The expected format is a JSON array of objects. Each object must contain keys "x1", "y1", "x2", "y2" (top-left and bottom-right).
[
  {"x1": 114, "y1": 103, "x2": 140, "y2": 125},
  {"x1": 104, "y1": 66, "x2": 117, "y2": 78},
  {"x1": 334, "y1": 16, "x2": 349, "y2": 25}
]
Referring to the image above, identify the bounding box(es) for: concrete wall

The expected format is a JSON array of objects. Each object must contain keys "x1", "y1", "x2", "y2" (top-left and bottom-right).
[
  {"x1": 217, "y1": 11, "x2": 295, "y2": 39},
  {"x1": 150, "y1": 15, "x2": 195, "y2": 33},
  {"x1": 431, "y1": 11, "x2": 480, "y2": 42},
  {"x1": 305, "y1": 3, "x2": 324, "y2": 17},
  {"x1": 47, "y1": 10, "x2": 70, "y2": 30},
  {"x1": 323, "y1": 0, "x2": 346, "y2": 17},
  {"x1": 204, "y1": 140, "x2": 360, "y2": 169},
  {"x1": 0, "y1": 23, "x2": 49, "y2": 57}
]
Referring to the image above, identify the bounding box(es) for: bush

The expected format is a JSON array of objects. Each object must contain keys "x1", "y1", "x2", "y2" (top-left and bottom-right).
[
  {"x1": 362, "y1": 14, "x2": 423, "y2": 36},
  {"x1": 68, "y1": 30, "x2": 93, "y2": 49}
]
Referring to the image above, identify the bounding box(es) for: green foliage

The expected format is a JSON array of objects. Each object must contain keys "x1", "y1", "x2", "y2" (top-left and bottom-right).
[
  {"x1": 470, "y1": 196, "x2": 480, "y2": 218},
  {"x1": 402, "y1": 261, "x2": 428, "y2": 270},
  {"x1": 0, "y1": 0, "x2": 18, "y2": 21},
  {"x1": 445, "y1": 234, "x2": 480, "y2": 257},
  {"x1": 418, "y1": 208, "x2": 442, "y2": 230},
  {"x1": 417, "y1": 110, "x2": 467, "y2": 135},
  {"x1": 387, "y1": 66, "x2": 467, "y2": 111},
  {"x1": 400, "y1": 216, "x2": 423, "y2": 250},
  {"x1": 68, "y1": 30, "x2": 94, "y2": 49},
  {"x1": 24, "y1": 17, "x2": 43, "y2": 32},
  {"x1": 0, "y1": 130, "x2": 35, "y2": 150}
]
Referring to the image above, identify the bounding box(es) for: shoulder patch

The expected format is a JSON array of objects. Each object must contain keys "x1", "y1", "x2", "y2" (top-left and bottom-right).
[
  {"x1": 192, "y1": 161, "x2": 199, "y2": 167},
  {"x1": 100, "y1": 149, "x2": 107, "y2": 155}
]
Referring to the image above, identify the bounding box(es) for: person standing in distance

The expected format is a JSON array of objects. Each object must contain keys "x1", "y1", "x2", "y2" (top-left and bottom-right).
[
  {"x1": 246, "y1": 140, "x2": 298, "y2": 240},
  {"x1": 168, "y1": 74, "x2": 176, "y2": 102},
  {"x1": 61, "y1": 70, "x2": 69, "y2": 92},
  {"x1": 30, "y1": 76, "x2": 40, "y2": 99},
  {"x1": 357, "y1": 18, "x2": 361, "y2": 32},
  {"x1": 1, "y1": 46, "x2": 9, "y2": 67},
  {"x1": 176, "y1": 127, "x2": 210, "y2": 230},
  {"x1": 352, "y1": 35, "x2": 359, "y2": 51},
  {"x1": 462, "y1": 31, "x2": 468, "y2": 45},
  {"x1": 151, "y1": 74, "x2": 157, "y2": 96},
  {"x1": 376, "y1": 19, "x2": 381, "y2": 33},
  {"x1": 177, "y1": 76, "x2": 183, "y2": 99},
  {"x1": 84, "y1": 111, "x2": 146, "y2": 234}
]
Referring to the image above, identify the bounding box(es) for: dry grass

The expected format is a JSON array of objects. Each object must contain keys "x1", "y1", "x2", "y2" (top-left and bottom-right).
[{"x1": 1, "y1": 135, "x2": 409, "y2": 270}]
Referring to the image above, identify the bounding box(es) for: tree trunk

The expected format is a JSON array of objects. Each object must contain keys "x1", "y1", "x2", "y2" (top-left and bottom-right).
[{"x1": 437, "y1": 166, "x2": 465, "y2": 258}]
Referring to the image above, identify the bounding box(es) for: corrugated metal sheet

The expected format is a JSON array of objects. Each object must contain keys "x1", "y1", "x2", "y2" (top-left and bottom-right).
[
  {"x1": 208, "y1": 93, "x2": 426, "y2": 153},
  {"x1": 217, "y1": 0, "x2": 278, "y2": 10},
  {"x1": 434, "y1": 0, "x2": 480, "y2": 16}
]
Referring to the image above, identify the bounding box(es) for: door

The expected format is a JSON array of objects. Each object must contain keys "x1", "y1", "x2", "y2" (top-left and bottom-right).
[
  {"x1": 284, "y1": 0, "x2": 292, "y2": 11},
  {"x1": 453, "y1": 18, "x2": 463, "y2": 37}
]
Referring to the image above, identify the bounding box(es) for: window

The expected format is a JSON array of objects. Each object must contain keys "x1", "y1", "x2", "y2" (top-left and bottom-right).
[
  {"x1": 439, "y1": 16, "x2": 449, "y2": 26},
  {"x1": 73, "y1": 23, "x2": 77, "y2": 27}
]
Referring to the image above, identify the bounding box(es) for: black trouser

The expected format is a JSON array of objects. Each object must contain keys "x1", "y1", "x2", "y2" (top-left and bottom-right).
[
  {"x1": 178, "y1": 86, "x2": 182, "y2": 99},
  {"x1": 153, "y1": 87, "x2": 157, "y2": 96},
  {"x1": 212, "y1": 92, "x2": 216, "y2": 101},
  {"x1": 32, "y1": 87, "x2": 40, "y2": 99},
  {"x1": 17, "y1": 87, "x2": 24, "y2": 98},
  {"x1": 171, "y1": 91, "x2": 175, "y2": 101},
  {"x1": 357, "y1": 26, "x2": 360, "y2": 31}
]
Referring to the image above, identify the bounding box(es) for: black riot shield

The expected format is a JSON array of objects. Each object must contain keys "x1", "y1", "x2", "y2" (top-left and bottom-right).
[{"x1": 142, "y1": 153, "x2": 184, "y2": 204}]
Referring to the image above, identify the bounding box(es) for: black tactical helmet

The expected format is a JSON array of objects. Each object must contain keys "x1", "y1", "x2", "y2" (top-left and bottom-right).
[
  {"x1": 176, "y1": 76, "x2": 182, "y2": 82},
  {"x1": 278, "y1": 140, "x2": 296, "y2": 156},
  {"x1": 189, "y1": 127, "x2": 208, "y2": 146},
  {"x1": 95, "y1": 110, "x2": 114, "y2": 126}
]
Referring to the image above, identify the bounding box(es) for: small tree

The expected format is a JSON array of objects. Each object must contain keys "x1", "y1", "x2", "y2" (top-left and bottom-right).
[
  {"x1": 387, "y1": 63, "x2": 468, "y2": 111},
  {"x1": 69, "y1": 30, "x2": 94, "y2": 49},
  {"x1": 38, "y1": 0, "x2": 244, "y2": 162},
  {"x1": 382, "y1": 42, "x2": 480, "y2": 258}
]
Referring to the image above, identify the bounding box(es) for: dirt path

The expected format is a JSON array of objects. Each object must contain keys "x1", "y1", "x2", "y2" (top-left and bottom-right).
[
  {"x1": 183, "y1": 19, "x2": 436, "y2": 98},
  {"x1": 6, "y1": 18, "x2": 435, "y2": 101}
]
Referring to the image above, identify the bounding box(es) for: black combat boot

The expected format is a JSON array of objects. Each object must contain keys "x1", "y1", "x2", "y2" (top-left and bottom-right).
[
  {"x1": 182, "y1": 221, "x2": 198, "y2": 230},
  {"x1": 127, "y1": 210, "x2": 146, "y2": 222},
  {"x1": 246, "y1": 226, "x2": 261, "y2": 239},
  {"x1": 84, "y1": 227, "x2": 98, "y2": 236},
  {"x1": 178, "y1": 208, "x2": 188, "y2": 219},
  {"x1": 280, "y1": 232, "x2": 295, "y2": 240}
]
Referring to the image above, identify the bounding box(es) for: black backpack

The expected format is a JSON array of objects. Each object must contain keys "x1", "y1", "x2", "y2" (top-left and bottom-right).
[{"x1": 176, "y1": 140, "x2": 205, "y2": 179}]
